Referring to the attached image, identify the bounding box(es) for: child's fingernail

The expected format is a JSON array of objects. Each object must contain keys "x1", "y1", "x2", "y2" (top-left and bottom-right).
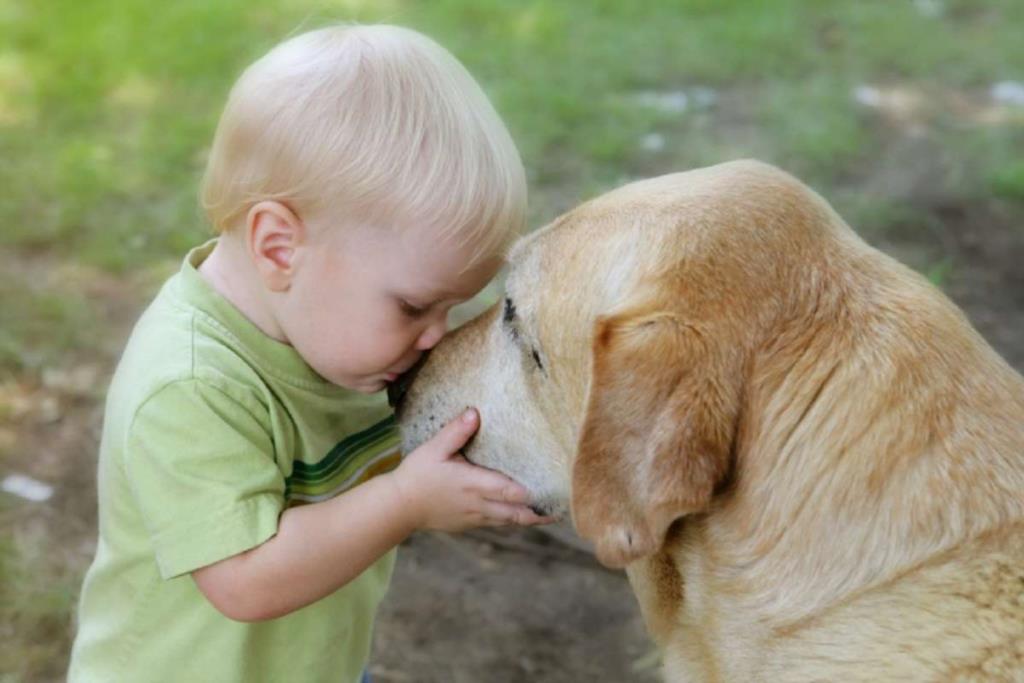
[{"x1": 461, "y1": 409, "x2": 476, "y2": 423}]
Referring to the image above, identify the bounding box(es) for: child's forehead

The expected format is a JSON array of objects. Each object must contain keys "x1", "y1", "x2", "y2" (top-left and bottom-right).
[
  {"x1": 311, "y1": 208, "x2": 504, "y2": 282},
  {"x1": 344, "y1": 212, "x2": 498, "y2": 258},
  {"x1": 388, "y1": 237, "x2": 503, "y2": 297}
]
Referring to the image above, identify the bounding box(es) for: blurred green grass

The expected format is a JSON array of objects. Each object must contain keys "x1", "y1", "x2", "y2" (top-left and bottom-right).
[
  {"x1": 0, "y1": 527, "x2": 81, "y2": 678},
  {"x1": 4, "y1": 0, "x2": 1019, "y2": 278}
]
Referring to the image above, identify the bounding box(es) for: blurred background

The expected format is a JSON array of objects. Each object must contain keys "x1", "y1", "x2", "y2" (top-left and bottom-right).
[{"x1": 1, "y1": 1, "x2": 1021, "y2": 681}]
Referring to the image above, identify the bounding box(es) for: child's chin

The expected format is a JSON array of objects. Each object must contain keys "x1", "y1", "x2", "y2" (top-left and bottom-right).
[
  {"x1": 350, "y1": 380, "x2": 386, "y2": 394},
  {"x1": 367, "y1": 377, "x2": 393, "y2": 394},
  {"x1": 327, "y1": 373, "x2": 386, "y2": 394}
]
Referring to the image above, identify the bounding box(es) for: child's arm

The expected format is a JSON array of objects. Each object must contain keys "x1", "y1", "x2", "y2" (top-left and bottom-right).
[{"x1": 192, "y1": 408, "x2": 549, "y2": 622}]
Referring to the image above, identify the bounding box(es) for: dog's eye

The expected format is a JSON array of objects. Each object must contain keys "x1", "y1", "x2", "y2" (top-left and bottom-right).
[
  {"x1": 503, "y1": 297, "x2": 520, "y2": 341},
  {"x1": 503, "y1": 296, "x2": 542, "y2": 372},
  {"x1": 503, "y1": 297, "x2": 516, "y2": 323}
]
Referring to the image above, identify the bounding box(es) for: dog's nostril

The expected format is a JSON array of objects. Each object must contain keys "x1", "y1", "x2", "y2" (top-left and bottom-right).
[{"x1": 387, "y1": 352, "x2": 431, "y2": 410}]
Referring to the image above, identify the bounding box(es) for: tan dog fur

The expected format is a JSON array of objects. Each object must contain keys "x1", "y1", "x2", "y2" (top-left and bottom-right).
[{"x1": 397, "y1": 160, "x2": 1024, "y2": 681}]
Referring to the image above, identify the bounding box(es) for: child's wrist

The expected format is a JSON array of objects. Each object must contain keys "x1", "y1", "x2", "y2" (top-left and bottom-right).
[{"x1": 382, "y1": 469, "x2": 422, "y2": 534}]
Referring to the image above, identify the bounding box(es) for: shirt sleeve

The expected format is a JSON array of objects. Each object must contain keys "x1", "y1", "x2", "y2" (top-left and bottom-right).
[{"x1": 123, "y1": 379, "x2": 285, "y2": 579}]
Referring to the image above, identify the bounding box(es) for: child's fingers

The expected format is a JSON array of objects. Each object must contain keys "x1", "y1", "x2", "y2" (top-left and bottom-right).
[
  {"x1": 479, "y1": 502, "x2": 553, "y2": 527},
  {"x1": 467, "y1": 470, "x2": 529, "y2": 504},
  {"x1": 423, "y1": 408, "x2": 479, "y2": 459}
]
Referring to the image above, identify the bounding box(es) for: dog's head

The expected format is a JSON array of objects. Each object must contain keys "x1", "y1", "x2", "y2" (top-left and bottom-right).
[{"x1": 396, "y1": 160, "x2": 850, "y2": 568}]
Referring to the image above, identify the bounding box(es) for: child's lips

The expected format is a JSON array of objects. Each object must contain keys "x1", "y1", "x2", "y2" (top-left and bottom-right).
[{"x1": 386, "y1": 354, "x2": 425, "y2": 382}]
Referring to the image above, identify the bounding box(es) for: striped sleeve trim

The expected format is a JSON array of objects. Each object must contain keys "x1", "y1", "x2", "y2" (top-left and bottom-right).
[{"x1": 285, "y1": 415, "x2": 402, "y2": 504}]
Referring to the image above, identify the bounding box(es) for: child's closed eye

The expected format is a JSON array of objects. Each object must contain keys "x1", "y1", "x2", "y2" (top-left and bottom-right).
[{"x1": 398, "y1": 299, "x2": 430, "y2": 317}]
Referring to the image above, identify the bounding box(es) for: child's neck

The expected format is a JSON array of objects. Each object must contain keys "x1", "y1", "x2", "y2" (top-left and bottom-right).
[{"x1": 198, "y1": 236, "x2": 289, "y2": 344}]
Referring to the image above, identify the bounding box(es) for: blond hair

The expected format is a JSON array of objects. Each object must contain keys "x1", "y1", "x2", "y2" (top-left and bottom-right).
[{"x1": 200, "y1": 24, "x2": 527, "y2": 261}]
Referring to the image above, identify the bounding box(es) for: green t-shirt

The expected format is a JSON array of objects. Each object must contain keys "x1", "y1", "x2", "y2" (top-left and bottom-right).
[{"x1": 68, "y1": 241, "x2": 402, "y2": 683}]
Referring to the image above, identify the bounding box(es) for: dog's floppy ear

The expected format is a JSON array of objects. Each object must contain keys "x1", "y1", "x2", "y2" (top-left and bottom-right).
[{"x1": 572, "y1": 307, "x2": 741, "y2": 568}]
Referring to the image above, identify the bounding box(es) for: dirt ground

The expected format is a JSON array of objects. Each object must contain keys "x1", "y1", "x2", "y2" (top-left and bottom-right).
[
  {"x1": 373, "y1": 528, "x2": 658, "y2": 682},
  {"x1": 1, "y1": 177, "x2": 1021, "y2": 682}
]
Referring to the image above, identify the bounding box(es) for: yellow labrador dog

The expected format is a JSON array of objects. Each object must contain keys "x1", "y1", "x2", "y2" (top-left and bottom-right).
[{"x1": 393, "y1": 160, "x2": 1024, "y2": 681}]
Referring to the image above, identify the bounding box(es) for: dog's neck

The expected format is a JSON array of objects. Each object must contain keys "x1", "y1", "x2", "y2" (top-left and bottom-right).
[{"x1": 709, "y1": 248, "x2": 1024, "y2": 625}]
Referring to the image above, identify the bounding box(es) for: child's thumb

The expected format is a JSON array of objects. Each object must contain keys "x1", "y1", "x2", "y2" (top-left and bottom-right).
[{"x1": 429, "y1": 408, "x2": 479, "y2": 458}]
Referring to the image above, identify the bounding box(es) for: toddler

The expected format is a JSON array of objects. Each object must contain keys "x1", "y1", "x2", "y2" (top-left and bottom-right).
[{"x1": 68, "y1": 23, "x2": 549, "y2": 683}]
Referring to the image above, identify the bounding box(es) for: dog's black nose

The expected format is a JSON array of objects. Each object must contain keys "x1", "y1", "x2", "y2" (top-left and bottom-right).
[{"x1": 387, "y1": 353, "x2": 430, "y2": 411}]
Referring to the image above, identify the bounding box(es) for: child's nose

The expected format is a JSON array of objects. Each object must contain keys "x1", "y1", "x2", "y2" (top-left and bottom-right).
[{"x1": 414, "y1": 319, "x2": 447, "y2": 351}]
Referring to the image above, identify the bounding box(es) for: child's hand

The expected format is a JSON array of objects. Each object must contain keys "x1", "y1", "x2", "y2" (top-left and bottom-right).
[{"x1": 388, "y1": 408, "x2": 553, "y2": 533}]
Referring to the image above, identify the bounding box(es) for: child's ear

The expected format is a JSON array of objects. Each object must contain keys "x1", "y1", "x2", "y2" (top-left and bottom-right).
[{"x1": 246, "y1": 200, "x2": 305, "y2": 292}]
